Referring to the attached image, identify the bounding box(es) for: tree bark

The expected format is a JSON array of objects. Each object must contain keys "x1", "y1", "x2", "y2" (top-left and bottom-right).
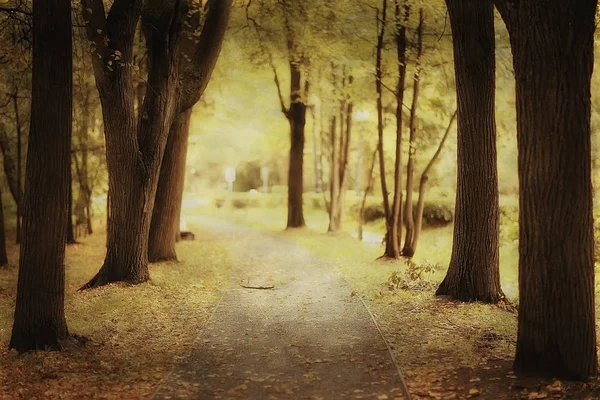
[
  {"x1": 286, "y1": 62, "x2": 307, "y2": 229},
  {"x1": 13, "y1": 89, "x2": 23, "y2": 244},
  {"x1": 436, "y1": 0, "x2": 502, "y2": 303},
  {"x1": 495, "y1": 0, "x2": 598, "y2": 380},
  {"x1": 81, "y1": 0, "x2": 231, "y2": 288},
  {"x1": 10, "y1": 0, "x2": 71, "y2": 352},
  {"x1": 148, "y1": 108, "x2": 192, "y2": 262}
]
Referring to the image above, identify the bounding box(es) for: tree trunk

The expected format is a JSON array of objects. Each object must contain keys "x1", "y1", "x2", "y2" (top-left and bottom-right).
[
  {"x1": 390, "y1": 1, "x2": 408, "y2": 258},
  {"x1": 375, "y1": 0, "x2": 393, "y2": 257},
  {"x1": 496, "y1": 0, "x2": 598, "y2": 380},
  {"x1": 408, "y1": 110, "x2": 456, "y2": 256},
  {"x1": 148, "y1": 108, "x2": 192, "y2": 262},
  {"x1": 286, "y1": 62, "x2": 306, "y2": 229},
  {"x1": 401, "y1": 8, "x2": 424, "y2": 257},
  {"x1": 66, "y1": 166, "x2": 76, "y2": 244},
  {"x1": 0, "y1": 189, "x2": 9, "y2": 266},
  {"x1": 0, "y1": 123, "x2": 22, "y2": 214},
  {"x1": 328, "y1": 116, "x2": 340, "y2": 232},
  {"x1": 435, "y1": 0, "x2": 502, "y2": 303},
  {"x1": 10, "y1": 0, "x2": 71, "y2": 352},
  {"x1": 13, "y1": 89, "x2": 23, "y2": 244},
  {"x1": 358, "y1": 148, "x2": 378, "y2": 242}
]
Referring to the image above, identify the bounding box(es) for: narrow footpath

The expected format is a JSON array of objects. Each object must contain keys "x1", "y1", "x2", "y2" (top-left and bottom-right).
[{"x1": 154, "y1": 217, "x2": 409, "y2": 399}]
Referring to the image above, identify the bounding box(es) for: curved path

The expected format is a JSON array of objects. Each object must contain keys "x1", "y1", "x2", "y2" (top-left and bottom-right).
[{"x1": 154, "y1": 217, "x2": 409, "y2": 399}]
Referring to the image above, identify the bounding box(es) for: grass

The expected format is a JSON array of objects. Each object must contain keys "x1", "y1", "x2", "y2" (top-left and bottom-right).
[{"x1": 0, "y1": 221, "x2": 230, "y2": 399}]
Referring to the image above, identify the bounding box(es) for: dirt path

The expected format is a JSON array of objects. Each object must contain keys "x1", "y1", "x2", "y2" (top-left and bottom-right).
[{"x1": 153, "y1": 217, "x2": 409, "y2": 399}]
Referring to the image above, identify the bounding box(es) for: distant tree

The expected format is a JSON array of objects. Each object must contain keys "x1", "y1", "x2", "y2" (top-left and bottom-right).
[
  {"x1": 435, "y1": 0, "x2": 502, "y2": 302},
  {"x1": 0, "y1": 188, "x2": 8, "y2": 266},
  {"x1": 80, "y1": 0, "x2": 231, "y2": 287},
  {"x1": 495, "y1": 0, "x2": 597, "y2": 379},
  {"x1": 10, "y1": 0, "x2": 71, "y2": 352}
]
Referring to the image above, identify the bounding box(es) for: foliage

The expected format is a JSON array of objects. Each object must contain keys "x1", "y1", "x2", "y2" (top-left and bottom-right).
[{"x1": 386, "y1": 259, "x2": 436, "y2": 291}]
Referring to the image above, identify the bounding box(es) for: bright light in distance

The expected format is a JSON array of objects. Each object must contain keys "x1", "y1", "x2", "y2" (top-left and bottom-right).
[{"x1": 354, "y1": 109, "x2": 371, "y2": 121}]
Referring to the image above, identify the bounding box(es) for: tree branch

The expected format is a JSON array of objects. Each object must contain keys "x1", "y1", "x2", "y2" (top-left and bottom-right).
[{"x1": 179, "y1": 0, "x2": 233, "y2": 113}]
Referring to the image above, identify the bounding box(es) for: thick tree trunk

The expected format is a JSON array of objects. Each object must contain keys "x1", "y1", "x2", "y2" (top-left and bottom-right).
[
  {"x1": 436, "y1": 0, "x2": 502, "y2": 302},
  {"x1": 286, "y1": 62, "x2": 306, "y2": 229},
  {"x1": 496, "y1": 0, "x2": 598, "y2": 380},
  {"x1": 148, "y1": 108, "x2": 192, "y2": 262},
  {"x1": 10, "y1": 0, "x2": 71, "y2": 352},
  {"x1": 0, "y1": 189, "x2": 9, "y2": 266}
]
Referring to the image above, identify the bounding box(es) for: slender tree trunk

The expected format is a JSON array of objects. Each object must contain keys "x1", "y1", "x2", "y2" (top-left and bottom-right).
[
  {"x1": 358, "y1": 148, "x2": 378, "y2": 242},
  {"x1": 0, "y1": 123, "x2": 22, "y2": 213},
  {"x1": 10, "y1": 0, "x2": 72, "y2": 352},
  {"x1": 436, "y1": 0, "x2": 502, "y2": 302},
  {"x1": 328, "y1": 116, "x2": 340, "y2": 232},
  {"x1": 311, "y1": 106, "x2": 320, "y2": 193},
  {"x1": 390, "y1": 1, "x2": 408, "y2": 258},
  {"x1": 495, "y1": 0, "x2": 598, "y2": 380},
  {"x1": 13, "y1": 90, "x2": 22, "y2": 244},
  {"x1": 0, "y1": 189, "x2": 9, "y2": 266},
  {"x1": 286, "y1": 62, "x2": 307, "y2": 229},
  {"x1": 401, "y1": 9, "x2": 424, "y2": 257},
  {"x1": 148, "y1": 108, "x2": 192, "y2": 262},
  {"x1": 67, "y1": 165, "x2": 76, "y2": 244},
  {"x1": 375, "y1": 0, "x2": 393, "y2": 257},
  {"x1": 407, "y1": 110, "x2": 456, "y2": 256}
]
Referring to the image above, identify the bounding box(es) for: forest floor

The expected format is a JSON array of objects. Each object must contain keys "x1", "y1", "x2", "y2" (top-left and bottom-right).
[{"x1": 0, "y1": 208, "x2": 600, "y2": 399}]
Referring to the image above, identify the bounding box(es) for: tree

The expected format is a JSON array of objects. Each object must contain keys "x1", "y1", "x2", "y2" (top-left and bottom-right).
[
  {"x1": 10, "y1": 0, "x2": 71, "y2": 352},
  {"x1": 148, "y1": 3, "x2": 228, "y2": 262},
  {"x1": 435, "y1": 0, "x2": 502, "y2": 303},
  {"x1": 494, "y1": 0, "x2": 597, "y2": 379},
  {"x1": 80, "y1": 0, "x2": 232, "y2": 288},
  {"x1": 0, "y1": 188, "x2": 8, "y2": 266},
  {"x1": 148, "y1": 108, "x2": 192, "y2": 262},
  {"x1": 247, "y1": 0, "x2": 312, "y2": 229}
]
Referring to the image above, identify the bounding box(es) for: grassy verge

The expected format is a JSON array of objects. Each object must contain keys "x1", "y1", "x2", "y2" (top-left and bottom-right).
[{"x1": 0, "y1": 221, "x2": 230, "y2": 399}]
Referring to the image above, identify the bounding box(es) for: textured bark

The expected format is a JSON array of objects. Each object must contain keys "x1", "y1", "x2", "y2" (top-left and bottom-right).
[
  {"x1": 10, "y1": 0, "x2": 71, "y2": 352},
  {"x1": 496, "y1": 0, "x2": 598, "y2": 380},
  {"x1": 436, "y1": 0, "x2": 502, "y2": 302},
  {"x1": 286, "y1": 62, "x2": 307, "y2": 229},
  {"x1": 81, "y1": 0, "x2": 231, "y2": 288},
  {"x1": 148, "y1": 108, "x2": 192, "y2": 262}
]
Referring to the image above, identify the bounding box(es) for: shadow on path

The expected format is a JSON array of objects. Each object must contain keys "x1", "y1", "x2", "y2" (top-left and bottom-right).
[{"x1": 154, "y1": 217, "x2": 409, "y2": 399}]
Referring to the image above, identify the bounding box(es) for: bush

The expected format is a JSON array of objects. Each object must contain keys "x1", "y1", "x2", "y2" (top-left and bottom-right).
[{"x1": 352, "y1": 196, "x2": 454, "y2": 226}]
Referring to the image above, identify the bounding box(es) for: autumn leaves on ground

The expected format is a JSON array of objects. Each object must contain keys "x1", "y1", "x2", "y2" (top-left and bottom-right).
[{"x1": 0, "y1": 208, "x2": 598, "y2": 399}]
